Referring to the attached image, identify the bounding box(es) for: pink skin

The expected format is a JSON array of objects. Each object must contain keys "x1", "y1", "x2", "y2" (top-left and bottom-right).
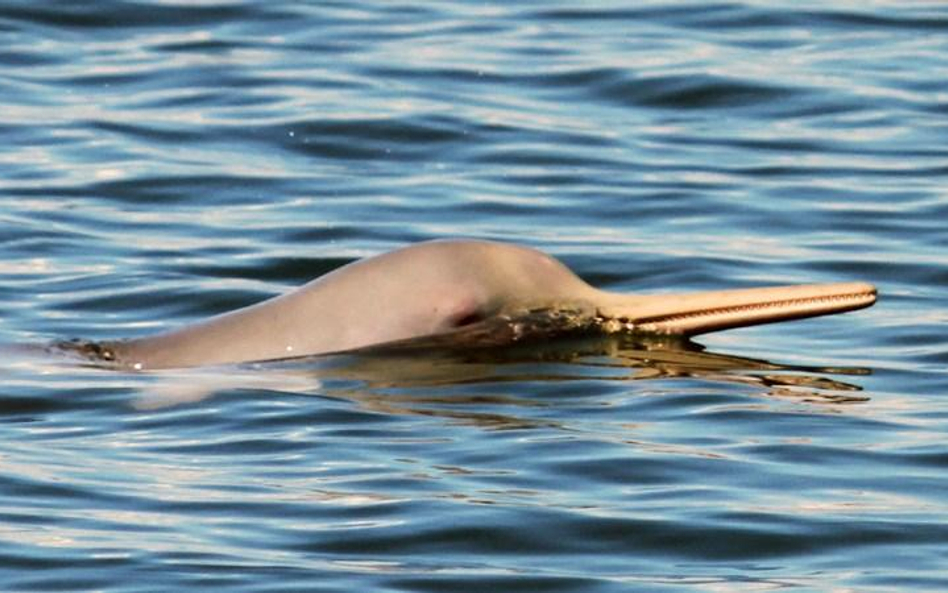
[{"x1": 101, "y1": 240, "x2": 876, "y2": 370}]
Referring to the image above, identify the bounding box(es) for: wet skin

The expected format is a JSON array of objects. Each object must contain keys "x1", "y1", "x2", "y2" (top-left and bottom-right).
[{"x1": 81, "y1": 240, "x2": 876, "y2": 370}]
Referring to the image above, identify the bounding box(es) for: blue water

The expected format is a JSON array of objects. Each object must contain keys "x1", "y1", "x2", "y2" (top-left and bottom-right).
[{"x1": 2, "y1": 1, "x2": 948, "y2": 591}]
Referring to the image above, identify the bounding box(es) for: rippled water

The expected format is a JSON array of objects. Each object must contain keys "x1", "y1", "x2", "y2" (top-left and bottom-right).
[{"x1": 2, "y1": 1, "x2": 948, "y2": 591}]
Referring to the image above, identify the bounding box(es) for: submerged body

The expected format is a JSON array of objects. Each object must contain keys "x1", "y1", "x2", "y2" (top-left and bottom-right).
[{"x1": 95, "y1": 240, "x2": 877, "y2": 370}]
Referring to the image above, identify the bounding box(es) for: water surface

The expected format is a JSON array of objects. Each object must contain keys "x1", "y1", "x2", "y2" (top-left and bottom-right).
[{"x1": 2, "y1": 1, "x2": 948, "y2": 591}]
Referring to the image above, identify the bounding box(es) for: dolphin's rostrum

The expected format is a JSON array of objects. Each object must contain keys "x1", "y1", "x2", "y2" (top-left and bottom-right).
[{"x1": 86, "y1": 240, "x2": 877, "y2": 370}]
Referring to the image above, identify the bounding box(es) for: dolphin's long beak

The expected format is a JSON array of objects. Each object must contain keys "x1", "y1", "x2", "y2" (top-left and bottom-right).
[{"x1": 593, "y1": 282, "x2": 877, "y2": 336}]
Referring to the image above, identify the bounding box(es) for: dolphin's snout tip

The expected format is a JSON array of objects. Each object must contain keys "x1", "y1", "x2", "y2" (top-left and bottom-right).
[
  {"x1": 622, "y1": 280, "x2": 879, "y2": 337},
  {"x1": 836, "y1": 281, "x2": 877, "y2": 307}
]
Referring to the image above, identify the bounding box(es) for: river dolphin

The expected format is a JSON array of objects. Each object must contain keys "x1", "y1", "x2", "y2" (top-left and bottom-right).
[{"x1": 79, "y1": 240, "x2": 877, "y2": 370}]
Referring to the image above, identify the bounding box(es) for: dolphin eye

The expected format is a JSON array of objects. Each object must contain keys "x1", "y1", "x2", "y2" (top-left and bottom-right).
[
  {"x1": 452, "y1": 311, "x2": 485, "y2": 327},
  {"x1": 450, "y1": 309, "x2": 485, "y2": 328}
]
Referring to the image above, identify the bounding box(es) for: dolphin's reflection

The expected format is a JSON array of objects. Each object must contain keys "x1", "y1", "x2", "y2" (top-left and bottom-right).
[{"x1": 134, "y1": 334, "x2": 871, "y2": 426}]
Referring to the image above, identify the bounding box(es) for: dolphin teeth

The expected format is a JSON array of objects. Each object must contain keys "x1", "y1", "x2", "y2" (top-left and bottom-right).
[
  {"x1": 635, "y1": 289, "x2": 877, "y2": 332},
  {"x1": 75, "y1": 240, "x2": 876, "y2": 369}
]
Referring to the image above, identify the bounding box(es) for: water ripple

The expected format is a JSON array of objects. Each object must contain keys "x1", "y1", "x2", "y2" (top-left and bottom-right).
[{"x1": 1, "y1": 0, "x2": 947, "y2": 591}]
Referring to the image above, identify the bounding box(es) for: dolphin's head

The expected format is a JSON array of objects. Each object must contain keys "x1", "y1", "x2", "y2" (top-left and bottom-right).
[
  {"x1": 87, "y1": 240, "x2": 877, "y2": 369},
  {"x1": 354, "y1": 240, "x2": 877, "y2": 344},
  {"x1": 413, "y1": 241, "x2": 876, "y2": 332},
  {"x1": 329, "y1": 240, "x2": 599, "y2": 340}
]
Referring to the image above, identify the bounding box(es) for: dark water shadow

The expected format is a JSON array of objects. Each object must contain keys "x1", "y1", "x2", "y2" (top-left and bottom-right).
[
  {"x1": 43, "y1": 331, "x2": 871, "y2": 426},
  {"x1": 219, "y1": 333, "x2": 872, "y2": 429}
]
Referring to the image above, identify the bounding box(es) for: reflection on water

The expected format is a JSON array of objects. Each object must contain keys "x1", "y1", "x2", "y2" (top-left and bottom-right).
[
  {"x1": 3, "y1": 0, "x2": 947, "y2": 589},
  {"x1": 111, "y1": 334, "x2": 872, "y2": 424}
]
